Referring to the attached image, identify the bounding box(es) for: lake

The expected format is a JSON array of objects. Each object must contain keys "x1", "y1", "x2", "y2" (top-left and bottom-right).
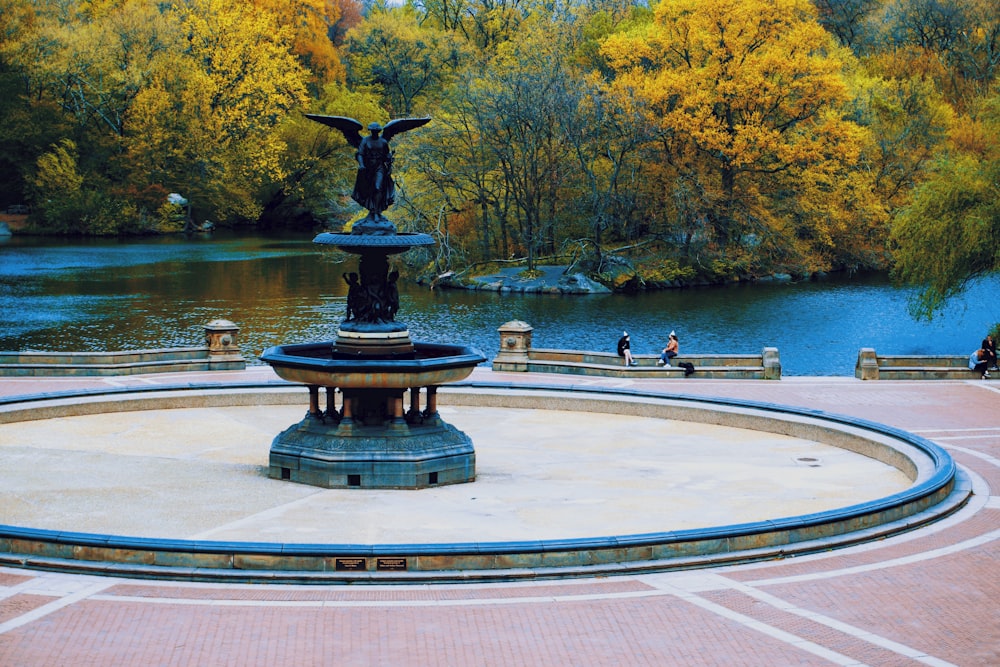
[{"x1": 1, "y1": 232, "x2": 997, "y2": 376}]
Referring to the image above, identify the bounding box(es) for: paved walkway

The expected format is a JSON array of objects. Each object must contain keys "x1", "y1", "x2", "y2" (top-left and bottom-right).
[{"x1": 1, "y1": 367, "x2": 998, "y2": 666}]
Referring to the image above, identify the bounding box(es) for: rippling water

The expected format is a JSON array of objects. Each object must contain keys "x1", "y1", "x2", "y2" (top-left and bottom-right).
[{"x1": 1, "y1": 232, "x2": 997, "y2": 376}]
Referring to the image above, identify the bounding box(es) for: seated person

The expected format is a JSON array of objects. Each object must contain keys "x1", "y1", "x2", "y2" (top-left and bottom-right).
[
  {"x1": 658, "y1": 332, "x2": 679, "y2": 365},
  {"x1": 970, "y1": 348, "x2": 990, "y2": 380},
  {"x1": 658, "y1": 331, "x2": 694, "y2": 376},
  {"x1": 982, "y1": 334, "x2": 997, "y2": 371},
  {"x1": 617, "y1": 331, "x2": 636, "y2": 366}
]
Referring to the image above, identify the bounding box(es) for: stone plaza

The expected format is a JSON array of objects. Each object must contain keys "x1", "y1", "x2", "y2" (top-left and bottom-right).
[{"x1": 1, "y1": 365, "x2": 998, "y2": 664}]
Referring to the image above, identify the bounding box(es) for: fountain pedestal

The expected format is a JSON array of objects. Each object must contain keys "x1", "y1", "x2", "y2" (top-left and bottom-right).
[{"x1": 268, "y1": 389, "x2": 477, "y2": 489}]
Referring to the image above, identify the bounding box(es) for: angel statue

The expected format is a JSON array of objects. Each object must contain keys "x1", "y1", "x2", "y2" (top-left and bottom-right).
[{"x1": 305, "y1": 114, "x2": 431, "y2": 235}]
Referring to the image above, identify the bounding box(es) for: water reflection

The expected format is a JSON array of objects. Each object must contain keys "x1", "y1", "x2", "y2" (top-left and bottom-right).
[{"x1": 1, "y1": 232, "x2": 997, "y2": 375}]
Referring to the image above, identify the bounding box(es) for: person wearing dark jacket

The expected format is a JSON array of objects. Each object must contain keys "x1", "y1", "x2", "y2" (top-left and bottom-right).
[
  {"x1": 617, "y1": 331, "x2": 636, "y2": 366},
  {"x1": 982, "y1": 334, "x2": 997, "y2": 371}
]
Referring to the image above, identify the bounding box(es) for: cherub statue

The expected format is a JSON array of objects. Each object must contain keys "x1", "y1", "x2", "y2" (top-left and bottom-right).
[{"x1": 306, "y1": 115, "x2": 431, "y2": 234}]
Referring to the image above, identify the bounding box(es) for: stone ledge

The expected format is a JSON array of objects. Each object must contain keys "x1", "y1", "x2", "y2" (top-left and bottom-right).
[
  {"x1": 0, "y1": 321, "x2": 245, "y2": 376},
  {"x1": 492, "y1": 322, "x2": 780, "y2": 379},
  {"x1": 855, "y1": 348, "x2": 980, "y2": 380},
  {"x1": 494, "y1": 348, "x2": 781, "y2": 380}
]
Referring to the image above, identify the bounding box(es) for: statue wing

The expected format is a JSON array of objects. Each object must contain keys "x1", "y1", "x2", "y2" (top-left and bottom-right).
[
  {"x1": 382, "y1": 117, "x2": 431, "y2": 142},
  {"x1": 305, "y1": 114, "x2": 364, "y2": 148}
]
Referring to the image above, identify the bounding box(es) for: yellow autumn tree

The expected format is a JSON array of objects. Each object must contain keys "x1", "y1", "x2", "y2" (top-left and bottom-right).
[
  {"x1": 126, "y1": 0, "x2": 310, "y2": 223},
  {"x1": 254, "y1": 0, "x2": 346, "y2": 86},
  {"x1": 602, "y1": 0, "x2": 880, "y2": 273},
  {"x1": 9, "y1": 0, "x2": 180, "y2": 137}
]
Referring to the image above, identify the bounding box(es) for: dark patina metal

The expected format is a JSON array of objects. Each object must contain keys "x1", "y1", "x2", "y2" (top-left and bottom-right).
[{"x1": 261, "y1": 115, "x2": 484, "y2": 491}]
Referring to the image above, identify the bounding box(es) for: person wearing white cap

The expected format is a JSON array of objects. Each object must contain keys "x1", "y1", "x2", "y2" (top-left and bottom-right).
[
  {"x1": 658, "y1": 330, "x2": 695, "y2": 376},
  {"x1": 617, "y1": 331, "x2": 636, "y2": 366},
  {"x1": 658, "y1": 331, "x2": 679, "y2": 366}
]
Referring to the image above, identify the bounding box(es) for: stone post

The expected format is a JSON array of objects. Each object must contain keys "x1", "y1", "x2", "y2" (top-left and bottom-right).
[
  {"x1": 856, "y1": 348, "x2": 879, "y2": 380},
  {"x1": 762, "y1": 347, "x2": 781, "y2": 380},
  {"x1": 204, "y1": 319, "x2": 246, "y2": 369},
  {"x1": 492, "y1": 321, "x2": 533, "y2": 372}
]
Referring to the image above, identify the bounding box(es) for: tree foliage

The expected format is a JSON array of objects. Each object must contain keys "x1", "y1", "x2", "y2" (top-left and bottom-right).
[
  {"x1": 346, "y1": 6, "x2": 464, "y2": 115},
  {"x1": 0, "y1": 0, "x2": 996, "y2": 305},
  {"x1": 601, "y1": 0, "x2": 880, "y2": 273},
  {"x1": 891, "y1": 93, "x2": 1000, "y2": 318}
]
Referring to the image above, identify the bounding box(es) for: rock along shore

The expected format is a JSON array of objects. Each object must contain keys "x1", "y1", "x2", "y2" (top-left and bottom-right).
[{"x1": 432, "y1": 265, "x2": 611, "y2": 295}]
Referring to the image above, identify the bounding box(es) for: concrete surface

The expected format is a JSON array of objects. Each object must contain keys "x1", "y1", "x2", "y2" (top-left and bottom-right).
[{"x1": 0, "y1": 404, "x2": 908, "y2": 543}]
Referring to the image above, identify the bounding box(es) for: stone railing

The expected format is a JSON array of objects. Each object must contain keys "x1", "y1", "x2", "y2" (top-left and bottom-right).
[
  {"x1": 855, "y1": 348, "x2": 976, "y2": 380},
  {"x1": 492, "y1": 321, "x2": 781, "y2": 380},
  {"x1": 0, "y1": 320, "x2": 245, "y2": 376}
]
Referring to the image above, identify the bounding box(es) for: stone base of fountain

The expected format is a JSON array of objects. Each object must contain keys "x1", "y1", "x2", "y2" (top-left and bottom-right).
[
  {"x1": 269, "y1": 410, "x2": 475, "y2": 489},
  {"x1": 261, "y1": 338, "x2": 484, "y2": 490}
]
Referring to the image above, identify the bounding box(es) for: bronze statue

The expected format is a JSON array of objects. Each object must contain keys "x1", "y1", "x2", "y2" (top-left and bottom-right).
[{"x1": 305, "y1": 115, "x2": 430, "y2": 234}]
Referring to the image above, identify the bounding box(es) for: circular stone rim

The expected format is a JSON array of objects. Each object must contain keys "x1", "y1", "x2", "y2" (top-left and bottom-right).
[{"x1": 0, "y1": 382, "x2": 964, "y2": 583}]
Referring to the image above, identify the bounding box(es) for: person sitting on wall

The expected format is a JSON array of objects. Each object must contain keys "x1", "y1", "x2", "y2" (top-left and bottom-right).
[
  {"x1": 658, "y1": 331, "x2": 679, "y2": 366},
  {"x1": 970, "y1": 348, "x2": 990, "y2": 380},
  {"x1": 982, "y1": 333, "x2": 997, "y2": 371},
  {"x1": 658, "y1": 330, "x2": 695, "y2": 376},
  {"x1": 617, "y1": 331, "x2": 637, "y2": 366}
]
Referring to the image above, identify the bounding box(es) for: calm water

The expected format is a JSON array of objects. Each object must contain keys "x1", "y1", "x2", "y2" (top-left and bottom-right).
[{"x1": 1, "y1": 232, "x2": 997, "y2": 376}]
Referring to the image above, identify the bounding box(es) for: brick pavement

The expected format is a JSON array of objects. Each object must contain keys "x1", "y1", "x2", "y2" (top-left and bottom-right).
[{"x1": 1, "y1": 369, "x2": 998, "y2": 666}]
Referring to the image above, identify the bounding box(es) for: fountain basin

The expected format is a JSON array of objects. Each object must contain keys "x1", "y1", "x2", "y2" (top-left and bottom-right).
[
  {"x1": 260, "y1": 341, "x2": 485, "y2": 389},
  {"x1": 0, "y1": 382, "x2": 966, "y2": 582},
  {"x1": 260, "y1": 341, "x2": 485, "y2": 489}
]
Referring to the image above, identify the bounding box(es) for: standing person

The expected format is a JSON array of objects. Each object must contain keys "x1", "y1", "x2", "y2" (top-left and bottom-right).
[
  {"x1": 658, "y1": 331, "x2": 679, "y2": 366},
  {"x1": 982, "y1": 333, "x2": 997, "y2": 371},
  {"x1": 970, "y1": 348, "x2": 990, "y2": 380},
  {"x1": 617, "y1": 331, "x2": 636, "y2": 366}
]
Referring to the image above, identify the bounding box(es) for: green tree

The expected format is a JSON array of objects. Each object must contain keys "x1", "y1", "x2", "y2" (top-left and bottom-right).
[
  {"x1": 125, "y1": 0, "x2": 310, "y2": 224},
  {"x1": 258, "y1": 82, "x2": 387, "y2": 229},
  {"x1": 560, "y1": 71, "x2": 648, "y2": 255},
  {"x1": 417, "y1": 0, "x2": 527, "y2": 53},
  {"x1": 405, "y1": 87, "x2": 512, "y2": 268},
  {"x1": 465, "y1": 18, "x2": 577, "y2": 270},
  {"x1": 29, "y1": 138, "x2": 132, "y2": 235},
  {"x1": 869, "y1": 0, "x2": 1000, "y2": 112},
  {"x1": 812, "y1": 0, "x2": 880, "y2": 52},
  {"x1": 891, "y1": 95, "x2": 1000, "y2": 318},
  {"x1": 345, "y1": 6, "x2": 464, "y2": 115}
]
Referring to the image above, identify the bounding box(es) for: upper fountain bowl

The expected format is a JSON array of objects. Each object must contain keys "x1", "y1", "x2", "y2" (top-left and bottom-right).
[{"x1": 314, "y1": 231, "x2": 435, "y2": 255}]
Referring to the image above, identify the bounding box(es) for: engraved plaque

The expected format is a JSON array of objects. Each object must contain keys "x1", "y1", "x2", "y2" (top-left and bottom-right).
[
  {"x1": 376, "y1": 557, "x2": 407, "y2": 571},
  {"x1": 335, "y1": 557, "x2": 367, "y2": 571}
]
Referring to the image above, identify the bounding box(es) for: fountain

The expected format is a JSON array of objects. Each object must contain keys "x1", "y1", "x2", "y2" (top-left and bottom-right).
[
  {"x1": 0, "y1": 114, "x2": 967, "y2": 580},
  {"x1": 261, "y1": 115, "x2": 485, "y2": 489}
]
